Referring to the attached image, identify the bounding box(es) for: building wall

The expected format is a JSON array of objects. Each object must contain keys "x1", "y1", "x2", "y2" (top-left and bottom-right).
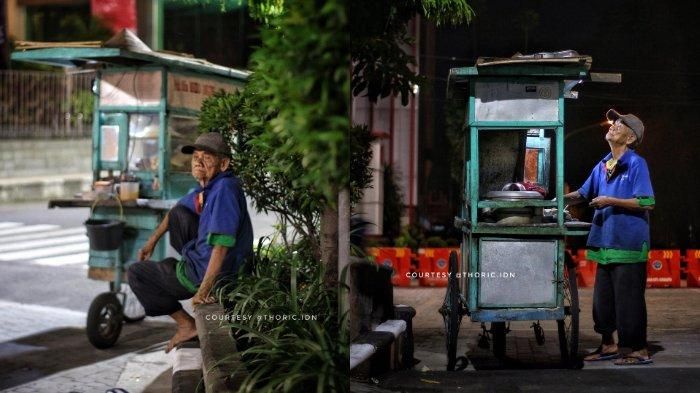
[
  {"x1": 0, "y1": 138, "x2": 91, "y2": 178},
  {"x1": 353, "y1": 18, "x2": 420, "y2": 235}
]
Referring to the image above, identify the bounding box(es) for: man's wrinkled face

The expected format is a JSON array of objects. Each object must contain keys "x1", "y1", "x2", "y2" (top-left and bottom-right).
[
  {"x1": 605, "y1": 120, "x2": 636, "y2": 146},
  {"x1": 191, "y1": 150, "x2": 228, "y2": 185}
]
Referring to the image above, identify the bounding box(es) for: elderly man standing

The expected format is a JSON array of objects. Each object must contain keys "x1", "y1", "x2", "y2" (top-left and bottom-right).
[
  {"x1": 128, "y1": 132, "x2": 254, "y2": 352},
  {"x1": 564, "y1": 109, "x2": 655, "y2": 365}
]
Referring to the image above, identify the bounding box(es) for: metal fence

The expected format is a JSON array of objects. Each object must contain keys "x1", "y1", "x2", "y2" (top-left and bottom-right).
[{"x1": 0, "y1": 69, "x2": 96, "y2": 139}]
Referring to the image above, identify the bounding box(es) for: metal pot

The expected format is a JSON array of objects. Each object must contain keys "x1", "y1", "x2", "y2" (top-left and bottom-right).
[{"x1": 485, "y1": 190, "x2": 543, "y2": 224}]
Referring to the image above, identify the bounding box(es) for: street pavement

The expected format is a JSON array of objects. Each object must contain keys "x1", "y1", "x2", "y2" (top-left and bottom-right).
[
  {"x1": 0, "y1": 201, "x2": 277, "y2": 392},
  {"x1": 355, "y1": 284, "x2": 700, "y2": 392}
]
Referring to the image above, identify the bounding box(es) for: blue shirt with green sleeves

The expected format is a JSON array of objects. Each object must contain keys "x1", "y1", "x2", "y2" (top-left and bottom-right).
[
  {"x1": 577, "y1": 149, "x2": 654, "y2": 252},
  {"x1": 177, "y1": 171, "x2": 254, "y2": 287}
]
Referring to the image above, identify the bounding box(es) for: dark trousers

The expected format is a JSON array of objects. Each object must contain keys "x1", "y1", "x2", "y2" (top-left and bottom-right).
[
  {"x1": 592, "y1": 262, "x2": 648, "y2": 351},
  {"x1": 128, "y1": 205, "x2": 199, "y2": 317}
]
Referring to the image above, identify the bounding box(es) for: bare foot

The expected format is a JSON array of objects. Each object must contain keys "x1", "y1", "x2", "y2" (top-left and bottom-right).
[{"x1": 165, "y1": 324, "x2": 199, "y2": 353}]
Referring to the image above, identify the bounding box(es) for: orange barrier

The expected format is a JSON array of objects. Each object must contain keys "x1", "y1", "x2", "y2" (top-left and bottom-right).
[
  {"x1": 575, "y1": 249, "x2": 597, "y2": 288},
  {"x1": 417, "y1": 248, "x2": 458, "y2": 287},
  {"x1": 686, "y1": 249, "x2": 700, "y2": 288},
  {"x1": 368, "y1": 247, "x2": 413, "y2": 287},
  {"x1": 646, "y1": 250, "x2": 681, "y2": 288}
]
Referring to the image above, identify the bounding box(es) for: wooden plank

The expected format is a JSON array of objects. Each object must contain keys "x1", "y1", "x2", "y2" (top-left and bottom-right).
[
  {"x1": 87, "y1": 266, "x2": 128, "y2": 282},
  {"x1": 589, "y1": 72, "x2": 622, "y2": 83}
]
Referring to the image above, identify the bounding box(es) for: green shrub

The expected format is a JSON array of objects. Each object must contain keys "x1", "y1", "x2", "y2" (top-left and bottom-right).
[
  {"x1": 218, "y1": 237, "x2": 346, "y2": 392},
  {"x1": 424, "y1": 236, "x2": 448, "y2": 248}
]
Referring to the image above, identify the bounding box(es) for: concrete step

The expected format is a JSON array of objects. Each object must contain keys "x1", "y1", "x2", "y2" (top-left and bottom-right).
[{"x1": 193, "y1": 303, "x2": 248, "y2": 393}]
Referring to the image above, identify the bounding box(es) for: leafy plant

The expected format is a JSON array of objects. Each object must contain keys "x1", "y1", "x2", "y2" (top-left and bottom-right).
[
  {"x1": 350, "y1": 0, "x2": 474, "y2": 104},
  {"x1": 382, "y1": 164, "x2": 404, "y2": 241},
  {"x1": 218, "y1": 237, "x2": 346, "y2": 393},
  {"x1": 424, "y1": 236, "x2": 448, "y2": 248},
  {"x1": 394, "y1": 224, "x2": 424, "y2": 250}
]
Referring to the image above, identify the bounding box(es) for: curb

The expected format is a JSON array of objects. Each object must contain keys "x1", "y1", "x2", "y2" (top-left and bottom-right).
[
  {"x1": 194, "y1": 303, "x2": 248, "y2": 393},
  {"x1": 172, "y1": 340, "x2": 204, "y2": 393}
]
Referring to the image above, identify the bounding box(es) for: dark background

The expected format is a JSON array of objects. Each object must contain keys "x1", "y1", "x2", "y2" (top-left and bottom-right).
[{"x1": 419, "y1": 0, "x2": 700, "y2": 248}]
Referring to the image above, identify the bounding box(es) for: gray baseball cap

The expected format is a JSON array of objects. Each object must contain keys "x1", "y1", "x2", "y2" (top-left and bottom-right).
[
  {"x1": 606, "y1": 109, "x2": 644, "y2": 145},
  {"x1": 181, "y1": 132, "x2": 231, "y2": 157}
]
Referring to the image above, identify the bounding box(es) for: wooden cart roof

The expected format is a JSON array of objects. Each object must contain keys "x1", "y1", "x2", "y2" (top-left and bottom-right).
[
  {"x1": 448, "y1": 51, "x2": 620, "y2": 92},
  {"x1": 11, "y1": 29, "x2": 249, "y2": 81}
]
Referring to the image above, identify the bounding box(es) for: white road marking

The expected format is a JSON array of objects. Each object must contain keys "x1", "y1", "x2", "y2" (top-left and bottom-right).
[
  {"x1": 0, "y1": 227, "x2": 85, "y2": 244},
  {"x1": 0, "y1": 224, "x2": 60, "y2": 237},
  {"x1": 0, "y1": 242, "x2": 89, "y2": 261},
  {"x1": 0, "y1": 222, "x2": 22, "y2": 230},
  {"x1": 32, "y1": 252, "x2": 89, "y2": 266},
  {"x1": 0, "y1": 234, "x2": 87, "y2": 253}
]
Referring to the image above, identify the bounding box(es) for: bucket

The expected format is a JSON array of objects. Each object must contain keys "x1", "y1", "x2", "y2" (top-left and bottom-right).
[{"x1": 85, "y1": 219, "x2": 125, "y2": 251}]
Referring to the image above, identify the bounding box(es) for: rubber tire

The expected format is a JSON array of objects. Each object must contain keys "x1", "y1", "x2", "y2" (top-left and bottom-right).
[
  {"x1": 491, "y1": 322, "x2": 506, "y2": 359},
  {"x1": 557, "y1": 252, "x2": 580, "y2": 368},
  {"x1": 110, "y1": 282, "x2": 146, "y2": 323},
  {"x1": 86, "y1": 292, "x2": 123, "y2": 349},
  {"x1": 445, "y1": 251, "x2": 461, "y2": 371}
]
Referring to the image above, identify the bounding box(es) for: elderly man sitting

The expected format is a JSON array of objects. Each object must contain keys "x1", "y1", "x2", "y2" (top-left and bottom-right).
[{"x1": 128, "y1": 132, "x2": 254, "y2": 352}]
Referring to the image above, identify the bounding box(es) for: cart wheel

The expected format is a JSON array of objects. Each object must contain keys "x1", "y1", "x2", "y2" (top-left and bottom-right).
[
  {"x1": 86, "y1": 292, "x2": 123, "y2": 349},
  {"x1": 558, "y1": 252, "x2": 581, "y2": 368},
  {"x1": 440, "y1": 251, "x2": 466, "y2": 371},
  {"x1": 491, "y1": 322, "x2": 506, "y2": 359},
  {"x1": 110, "y1": 282, "x2": 146, "y2": 323}
]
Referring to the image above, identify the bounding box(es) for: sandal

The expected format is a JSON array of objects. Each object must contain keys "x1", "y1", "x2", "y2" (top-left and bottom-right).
[
  {"x1": 614, "y1": 355, "x2": 653, "y2": 366},
  {"x1": 584, "y1": 346, "x2": 620, "y2": 361}
]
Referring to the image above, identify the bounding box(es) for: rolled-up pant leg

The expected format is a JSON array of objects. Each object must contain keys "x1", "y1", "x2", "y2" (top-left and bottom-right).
[
  {"x1": 593, "y1": 263, "x2": 617, "y2": 344},
  {"x1": 128, "y1": 258, "x2": 194, "y2": 316},
  {"x1": 612, "y1": 262, "x2": 648, "y2": 351}
]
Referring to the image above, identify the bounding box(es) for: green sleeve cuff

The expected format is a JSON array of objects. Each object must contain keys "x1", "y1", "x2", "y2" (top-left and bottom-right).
[
  {"x1": 637, "y1": 196, "x2": 655, "y2": 207},
  {"x1": 207, "y1": 233, "x2": 236, "y2": 247}
]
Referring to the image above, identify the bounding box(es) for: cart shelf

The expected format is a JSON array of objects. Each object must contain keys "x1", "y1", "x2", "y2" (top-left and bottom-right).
[
  {"x1": 476, "y1": 200, "x2": 557, "y2": 208},
  {"x1": 472, "y1": 222, "x2": 590, "y2": 236}
]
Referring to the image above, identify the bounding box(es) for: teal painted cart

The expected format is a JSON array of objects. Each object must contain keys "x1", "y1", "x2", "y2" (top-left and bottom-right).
[
  {"x1": 12, "y1": 38, "x2": 248, "y2": 348},
  {"x1": 441, "y1": 53, "x2": 614, "y2": 369}
]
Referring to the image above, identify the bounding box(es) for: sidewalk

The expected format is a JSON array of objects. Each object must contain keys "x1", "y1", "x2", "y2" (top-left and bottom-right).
[
  {"x1": 359, "y1": 286, "x2": 700, "y2": 392},
  {"x1": 0, "y1": 300, "x2": 175, "y2": 392}
]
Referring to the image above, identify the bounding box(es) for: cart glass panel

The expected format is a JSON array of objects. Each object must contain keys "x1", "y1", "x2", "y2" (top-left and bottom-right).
[
  {"x1": 128, "y1": 114, "x2": 160, "y2": 173},
  {"x1": 168, "y1": 115, "x2": 199, "y2": 172}
]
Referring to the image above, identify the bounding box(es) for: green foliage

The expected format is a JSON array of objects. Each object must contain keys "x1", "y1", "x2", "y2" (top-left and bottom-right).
[
  {"x1": 244, "y1": 0, "x2": 348, "y2": 205},
  {"x1": 350, "y1": 0, "x2": 474, "y2": 105},
  {"x1": 66, "y1": 90, "x2": 94, "y2": 126},
  {"x1": 382, "y1": 164, "x2": 404, "y2": 241},
  {"x1": 394, "y1": 224, "x2": 424, "y2": 250},
  {"x1": 219, "y1": 238, "x2": 347, "y2": 392},
  {"x1": 424, "y1": 235, "x2": 448, "y2": 248},
  {"x1": 350, "y1": 125, "x2": 375, "y2": 204}
]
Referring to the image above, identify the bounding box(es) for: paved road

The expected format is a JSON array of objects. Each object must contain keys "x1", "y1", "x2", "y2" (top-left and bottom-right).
[
  {"x1": 0, "y1": 202, "x2": 278, "y2": 392},
  {"x1": 356, "y1": 285, "x2": 700, "y2": 392}
]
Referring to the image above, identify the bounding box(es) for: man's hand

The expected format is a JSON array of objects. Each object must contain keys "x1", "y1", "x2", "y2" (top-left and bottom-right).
[
  {"x1": 191, "y1": 289, "x2": 216, "y2": 307},
  {"x1": 589, "y1": 196, "x2": 615, "y2": 209},
  {"x1": 137, "y1": 241, "x2": 155, "y2": 261}
]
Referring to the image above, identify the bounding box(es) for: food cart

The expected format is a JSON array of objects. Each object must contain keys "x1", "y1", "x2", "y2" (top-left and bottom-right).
[
  {"x1": 441, "y1": 52, "x2": 618, "y2": 369},
  {"x1": 11, "y1": 31, "x2": 248, "y2": 348}
]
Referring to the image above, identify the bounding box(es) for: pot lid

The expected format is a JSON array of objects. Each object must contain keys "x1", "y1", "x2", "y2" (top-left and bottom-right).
[{"x1": 485, "y1": 191, "x2": 544, "y2": 200}]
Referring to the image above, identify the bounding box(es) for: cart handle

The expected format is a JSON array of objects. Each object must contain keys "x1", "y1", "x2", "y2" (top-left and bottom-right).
[{"x1": 90, "y1": 193, "x2": 124, "y2": 219}]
